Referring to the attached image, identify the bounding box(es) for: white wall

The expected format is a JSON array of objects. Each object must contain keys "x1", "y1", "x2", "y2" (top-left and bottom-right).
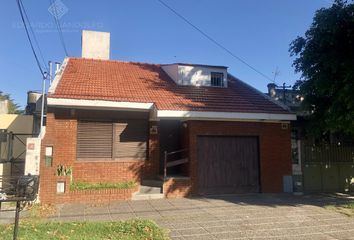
[
  {"x1": 161, "y1": 64, "x2": 178, "y2": 83},
  {"x1": 0, "y1": 100, "x2": 8, "y2": 114},
  {"x1": 82, "y1": 30, "x2": 110, "y2": 60},
  {"x1": 162, "y1": 64, "x2": 228, "y2": 87}
]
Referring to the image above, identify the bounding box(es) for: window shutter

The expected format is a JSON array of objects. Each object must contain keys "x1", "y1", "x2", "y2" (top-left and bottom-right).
[
  {"x1": 77, "y1": 121, "x2": 113, "y2": 159},
  {"x1": 113, "y1": 120, "x2": 148, "y2": 160}
]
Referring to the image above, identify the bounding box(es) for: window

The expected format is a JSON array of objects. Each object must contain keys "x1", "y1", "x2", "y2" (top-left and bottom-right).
[
  {"x1": 77, "y1": 120, "x2": 147, "y2": 160},
  {"x1": 211, "y1": 72, "x2": 224, "y2": 87}
]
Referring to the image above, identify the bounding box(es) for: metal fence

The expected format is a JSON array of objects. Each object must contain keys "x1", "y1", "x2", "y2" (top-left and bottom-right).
[{"x1": 302, "y1": 144, "x2": 354, "y2": 193}]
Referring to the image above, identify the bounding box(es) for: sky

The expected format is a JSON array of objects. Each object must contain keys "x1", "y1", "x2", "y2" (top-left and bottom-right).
[{"x1": 0, "y1": 0, "x2": 332, "y2": 108}]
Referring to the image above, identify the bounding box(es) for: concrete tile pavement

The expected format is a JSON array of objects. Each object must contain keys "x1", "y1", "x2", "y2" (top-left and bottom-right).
[
  {"x1": 47, "y1": 194, "x2": 354, "y2": 239},
  {"x1": 2, "y1": 193, "x2": 354, "y2": 239}
]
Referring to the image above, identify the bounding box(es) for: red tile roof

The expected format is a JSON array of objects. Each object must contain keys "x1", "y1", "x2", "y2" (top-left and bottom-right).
[{"x1": 50, "y1": 57, "x2": 289, "y2": 114}]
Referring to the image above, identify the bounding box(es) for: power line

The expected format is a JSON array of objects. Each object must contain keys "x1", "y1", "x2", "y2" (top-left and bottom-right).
[
  {"x1": 157, "y1": 0, "x2": 274, "y2": 82},
  {"x1": 15, "y1": 0, "x2": 46, "y2": 77},
  {"x1": 18, "y1": 0, "x2": 48, "y2": 72},
  {"x1": 49, "y1": 0, "x2": 69, "y2": 56}
]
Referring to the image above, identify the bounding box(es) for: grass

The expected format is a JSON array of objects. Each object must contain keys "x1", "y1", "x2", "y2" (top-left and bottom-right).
[
  {"x1": 70, "y1": 181, "x2": 136, "y2": 191},
  {"x1": 0, "y1": 219, "x2": 169, "y2": 240},
  {"x1": 324, "y1": 202, "x2": 354, "y2": 217}
]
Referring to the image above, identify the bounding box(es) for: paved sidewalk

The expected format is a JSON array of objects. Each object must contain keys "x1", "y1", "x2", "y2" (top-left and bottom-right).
[{"x1": 46, "y1": 194, "x2": 354, "y2": 240}]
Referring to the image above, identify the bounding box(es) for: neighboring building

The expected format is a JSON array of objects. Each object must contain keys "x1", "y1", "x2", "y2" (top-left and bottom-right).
[
  {"x1": 25, "y1": 91, "x2": 45, "y2": 135},
  {"x1": 0, "y1": 100, "x2": 9, "y2": 114},
  {"x1": 39, "y1": 31, "x2": 296, "y2": 203},
  {"x1": 0, "y1": 114, "x2": 34, "y2": 178},
  {"x1": 266, "y1": 83, "x2": 354, "y2": 193},
  {"x1": 266, "y1": 83, "x2": 304, "y2": 191}
]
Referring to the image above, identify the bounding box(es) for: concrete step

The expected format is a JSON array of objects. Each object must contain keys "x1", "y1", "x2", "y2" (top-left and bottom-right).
[
  {"x1": 131, "y1": 192, "x2": 164, "y2": 200},
  {"x1": 139, "y1": 185, "x2": 162, "y2": 194}
]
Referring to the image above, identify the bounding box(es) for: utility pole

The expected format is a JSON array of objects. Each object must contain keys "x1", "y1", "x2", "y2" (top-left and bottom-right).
[
  {"x1": 39, "y1": 71, "x2": 48, "y2": 135},
  {"x1": 281, "y1": 82, "x2": 292, "y2": 105}
]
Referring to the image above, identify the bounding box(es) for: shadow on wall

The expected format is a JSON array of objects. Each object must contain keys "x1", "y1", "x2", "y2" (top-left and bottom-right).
[{"x1": 163, "y1": 178, "x2": 193, "y2": 198}]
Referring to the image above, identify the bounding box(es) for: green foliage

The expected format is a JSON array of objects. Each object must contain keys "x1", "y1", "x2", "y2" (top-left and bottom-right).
[
  {"x1": 70, "y1": 181, "x2": 136, "y2": 191},
  {"x1": 0, "y1": 91, "x2": 23, "y2": 114},
  {"x1": 289, "y1": 0, "x2": 354, "y2": 137},
  {"x1": 55, "y1": 165, "x2": 72, "y2": 176},
  {"x1": 0, "y1": 219, "x2": 169, "y2": 240}
]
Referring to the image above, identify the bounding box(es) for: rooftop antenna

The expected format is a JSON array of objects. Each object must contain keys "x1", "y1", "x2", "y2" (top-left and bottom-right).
[{"x1": 272, "y1": 66, "x2": 280, "y2": 84}]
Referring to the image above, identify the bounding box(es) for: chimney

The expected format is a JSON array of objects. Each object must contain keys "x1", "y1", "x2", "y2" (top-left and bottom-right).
[
  {"x1": 81, "y1": 30, "x2": 110, "y2": 60},
  {"x1": 267, "y1": 83, "x2": 277, "y2": 98}
]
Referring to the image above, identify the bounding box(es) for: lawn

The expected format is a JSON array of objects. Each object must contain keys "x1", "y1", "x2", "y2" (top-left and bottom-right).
[
  {"x1": 325, "y1": 202, "x2": 354, "y2": 217},
  {"x1": 0, "y1": 219, "x2": 169, "y2": 240}
]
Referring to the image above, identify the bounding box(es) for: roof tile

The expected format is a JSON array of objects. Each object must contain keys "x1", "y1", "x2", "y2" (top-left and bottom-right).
[{"x1": 50, "y1": 58, "x2": 289, "y2": 114}]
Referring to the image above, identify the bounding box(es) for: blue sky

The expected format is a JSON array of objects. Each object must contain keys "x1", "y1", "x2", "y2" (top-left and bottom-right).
[{"x1": 0, "y1": 0, "x2": 331, "y2": 108}]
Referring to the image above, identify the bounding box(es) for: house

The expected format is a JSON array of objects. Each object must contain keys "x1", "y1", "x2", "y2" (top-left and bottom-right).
[{"x1": 39, "y1": 31, "x2": 296, "y2": 203}]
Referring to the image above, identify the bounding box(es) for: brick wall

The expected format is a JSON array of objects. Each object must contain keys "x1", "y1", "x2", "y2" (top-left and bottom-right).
[
  {"x1": 163, "y1": 178, "x2": 192, "y2": 198},
  {"x1": 39, "y1": 110, "x2": 159, "y2": 204},
  {"x1": 53, "y1": 176, "x2": 139, "y2": 204},
  {"x1": 187, "y1": 120, "x2": 292, "y2": 194},
  {"x1": 40, "y1": 109, "x2": 291, "y2": 203}
]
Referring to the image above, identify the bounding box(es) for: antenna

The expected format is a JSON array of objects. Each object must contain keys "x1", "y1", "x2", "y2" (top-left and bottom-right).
[{"x1": 272, "y1": 67, "x2": 280, "y2": 84}]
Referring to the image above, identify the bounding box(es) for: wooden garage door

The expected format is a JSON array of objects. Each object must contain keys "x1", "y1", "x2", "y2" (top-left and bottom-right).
[{"x1": 197, "y1": 136, "x2": 260, "y2": 194}]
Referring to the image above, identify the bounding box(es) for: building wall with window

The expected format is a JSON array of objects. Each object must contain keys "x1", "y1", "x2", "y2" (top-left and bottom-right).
[
  {"x1": 39, "y1": 108, "x2": 159, "y2": 203},
  {"x1": 162, "y1": 64, "x2": 228, "y2": 87}
]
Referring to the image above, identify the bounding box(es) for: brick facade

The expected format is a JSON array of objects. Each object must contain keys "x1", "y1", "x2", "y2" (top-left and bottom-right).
[
  {"x1": 40, "y1": 109, "x2": 291, "y2": 204},
  {"x1": 163, "y1": 178, "x2": 192, "y2": 198},
  {"x1": 39, "y1": 110, "x2": 159, "y2": 204}
]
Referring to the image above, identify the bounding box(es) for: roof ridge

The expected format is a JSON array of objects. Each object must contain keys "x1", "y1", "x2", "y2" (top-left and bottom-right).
[
  {"x1": 228, "y1": 73, "x2": 291, "y2": 112},
  {"x1": 68, "y1": 57, "x2": 162, "y2": 66}
]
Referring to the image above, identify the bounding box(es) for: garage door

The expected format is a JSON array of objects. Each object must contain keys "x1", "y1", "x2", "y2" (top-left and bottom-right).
[{"x1": 197, "y1": 136, "x2": 260, "y2": 194}]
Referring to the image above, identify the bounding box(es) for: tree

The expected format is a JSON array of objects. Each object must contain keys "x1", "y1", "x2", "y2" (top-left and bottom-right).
[
  {"x1": 0, "y1": 91, "x2": 23, "y2": 114},
  {"x1": 290, "y1": 0, "x2": 354, "y2": 137}
]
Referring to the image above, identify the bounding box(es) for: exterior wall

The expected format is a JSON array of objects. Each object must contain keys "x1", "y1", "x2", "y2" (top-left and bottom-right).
[
  {"x1": 178, "y1": 65, "x2": 227, "y2": 87},
  {"x1": 39, "y1": 109, "x2": 159, "y2": 204},
  {"x1": 161, "y1": 64, "x2": 178, "y2": 84},
  {"x1": 0, "y1": 100, "x2": 8, "y2": 114},
  {"x1": 40, "y1": 108, "x2": 292, "y2": 202},
  {"x1": 186, "y1": 120, "x2": 292, "y2": 194},
  {"x1": 163, "y1": 178, "x2": 192, "y2": 198},
  {"x1": 54, "y1": 176, "x2": 139, "y2": 204},
  {"x1": 162, "y1": 64, "x2": 227, "y2": 87}
]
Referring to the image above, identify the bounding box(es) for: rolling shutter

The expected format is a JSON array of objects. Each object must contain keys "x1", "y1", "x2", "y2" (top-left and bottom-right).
[
  {"x1": 113, "y1": 120, "x2": 148, "y2": 160},
  {"x1": 77, "y1": 121, "x2": 113, "y2": 159}
]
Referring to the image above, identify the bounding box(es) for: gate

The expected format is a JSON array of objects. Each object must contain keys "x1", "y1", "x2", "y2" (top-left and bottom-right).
[
  {"x1": 0, "y1": 130, "x2": 36, "y2": 180},
  {"x1": 302, "y1": 144, "x2": 354, "y2": 192}
]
